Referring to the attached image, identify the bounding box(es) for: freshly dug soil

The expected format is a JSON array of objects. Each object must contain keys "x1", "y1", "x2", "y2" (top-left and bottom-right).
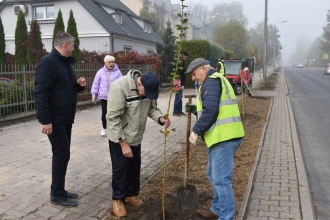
[{"x1": 106, "y1": 73, "x2": 278, "y2": 220}]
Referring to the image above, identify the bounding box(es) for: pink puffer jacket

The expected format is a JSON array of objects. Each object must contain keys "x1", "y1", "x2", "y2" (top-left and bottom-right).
[{"x1": 91, "y1": 64, "x2": 123, "y2": 100}]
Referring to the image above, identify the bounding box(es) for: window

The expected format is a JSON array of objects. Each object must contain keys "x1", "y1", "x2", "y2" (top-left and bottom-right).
[
  {"x1": 111, "y1": 11, "x2": 122, "y2": 24},
  {"x1": 34, "y1": 5, "x2": 54, "y2": 20},
  {"x1": 147, "y1": 49, "x2": 153, "y2": 54},
  {"x1": 144, "y1": 22, "x2": 151, "y2": 33},
  {"x1": 123, "y1": 46, "x2": 132, "y2": 54}
]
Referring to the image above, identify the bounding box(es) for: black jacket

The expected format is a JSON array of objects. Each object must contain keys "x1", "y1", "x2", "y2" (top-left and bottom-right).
[{"x1": 34, "y1": 48, "x2": 85, "y2": 125}]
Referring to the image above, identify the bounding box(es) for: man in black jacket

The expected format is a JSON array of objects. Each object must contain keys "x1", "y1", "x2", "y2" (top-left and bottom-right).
[
  {"x1": 173, "y1": 51, "x2": 188, "y2": 116},
  {"x1": 34, "y1": 32, "x2": 86, "y2": 207}
]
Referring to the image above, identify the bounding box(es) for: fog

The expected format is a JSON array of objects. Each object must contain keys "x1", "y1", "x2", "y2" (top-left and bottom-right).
[{"x1": 183, "y1": 0, "x2": 329, "y2": 64}]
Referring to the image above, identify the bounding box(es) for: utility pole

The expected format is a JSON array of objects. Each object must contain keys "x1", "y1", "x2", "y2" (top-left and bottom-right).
[{"x1": 263, "y1": 0, "x2": 268, "y2": 79}]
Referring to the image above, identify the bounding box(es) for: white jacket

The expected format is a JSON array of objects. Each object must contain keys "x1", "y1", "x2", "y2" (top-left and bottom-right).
[{"x1": 106, "y1": 70, "x2": 163, "y2": 146}]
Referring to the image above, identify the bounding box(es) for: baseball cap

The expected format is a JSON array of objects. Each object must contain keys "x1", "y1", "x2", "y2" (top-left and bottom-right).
[
  {"x1": 140, "y1": 72, "x2": 160, "y2": 100},
  {"x1": 185, "y1": 58, "x2": 209, "y2": 74}
]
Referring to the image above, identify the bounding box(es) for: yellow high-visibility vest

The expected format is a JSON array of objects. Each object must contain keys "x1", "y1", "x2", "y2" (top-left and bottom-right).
[{"x1": 196, "y1": 72, "x2": 244, "y2": 147}]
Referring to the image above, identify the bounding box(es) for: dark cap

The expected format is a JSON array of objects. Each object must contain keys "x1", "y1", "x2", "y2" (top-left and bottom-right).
[
  {"x1": 140, "y1": 72, "x2": 160, "y2": 100},
  {"x1": 221, "y1": 57, "x2": 225, "y2": 60},
  {"x1": 181, "y1": 51, "x2": 188, "y2": 56},
  {"x1": 185, "y1": 58, "x2": 209, "y2": 74}
]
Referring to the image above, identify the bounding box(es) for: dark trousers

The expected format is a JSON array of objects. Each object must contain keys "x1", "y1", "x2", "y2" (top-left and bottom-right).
[
  {"x1": 109, "y1": 140, "x2": 141, "y2": 200},
  {"x1": 48, "y1": 124, "x2": 72, "y2": 197},
  {"x1": 101, "y1": 99, "x2": 107, "y2": 129},
  {"x1": 173, "y1": 89, "x2": 183, "y2": 113}
]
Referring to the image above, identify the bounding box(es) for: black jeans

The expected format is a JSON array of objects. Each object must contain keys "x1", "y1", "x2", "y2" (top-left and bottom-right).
[
  {"x1": 101, "y1": 99, "x2": 107, "y2": 129},
  {"x1": 48, "y1": 124, "x2": 72, "y2": 197},
  {"x1": 109, "y1": 140, "x2": 141, "y2": 200}
]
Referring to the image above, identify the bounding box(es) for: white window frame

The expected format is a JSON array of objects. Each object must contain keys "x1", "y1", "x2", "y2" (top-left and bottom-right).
[
  {"x1": 33, "y1": 4, "x2": 55, "y2": 20},
  {"x1": 124, "y1": 45, "x2": 132, "y2": 54},
  {"x1": 144, "y1": 22, "x2": 151, "y2": 33}
]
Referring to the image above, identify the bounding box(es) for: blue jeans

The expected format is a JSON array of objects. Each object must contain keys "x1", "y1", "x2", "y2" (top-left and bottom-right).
[
  {"x1": 207, "y1": 138, "x2": 242, "y2": 220},
  {"x1": 173, "y1": 89, "x2": 183, "y2": 113}
]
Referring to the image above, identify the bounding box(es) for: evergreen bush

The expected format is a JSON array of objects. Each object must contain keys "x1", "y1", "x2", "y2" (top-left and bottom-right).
[
  {"x1": 67, "y1": 10, "x2": 81, "y2": 61},
  {"x1": 0, "y1": 17, "x2": 5, "y2": 67},
  {"x1": 14, "y1": 10, "x2": 28, "y2": 68},
  {"x1": 52, "y1": 9, "x2": 65, "y2": 47}
]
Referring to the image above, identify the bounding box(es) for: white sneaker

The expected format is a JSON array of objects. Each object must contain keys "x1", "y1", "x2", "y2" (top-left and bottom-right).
[{"x1": 101, "y1": 129, "x2": 107, "y2": 137}]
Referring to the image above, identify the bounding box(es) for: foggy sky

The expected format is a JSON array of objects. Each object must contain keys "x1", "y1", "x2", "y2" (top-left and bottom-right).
[{"x1": 183, "y1": 0, "x2": 329, "y2": 64}]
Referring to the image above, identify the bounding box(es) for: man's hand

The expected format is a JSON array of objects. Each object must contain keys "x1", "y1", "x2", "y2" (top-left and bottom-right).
[
  {"x1": 77, "y1": 77, "x2": 86, "y2": 87},
  {"x1": 159, "y1": 117, "x2": 171, "y2": 128},
  {"x1": 189, "y1": 132, "x2": 200, "y2": 147},
  {"x1": 120, "y1": 141, "x2": 133, "y2": 158},
  {"x1": 41, "y1": 123, "x2": 52, "y2": 135},
  {"x1": 92, "y1": 96, "x2": 97, "y2": 104}
]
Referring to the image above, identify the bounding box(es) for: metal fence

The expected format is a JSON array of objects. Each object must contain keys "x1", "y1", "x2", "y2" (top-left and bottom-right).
[{"x1": 0, "y1": 63, "x2": 160, "y2": 118}]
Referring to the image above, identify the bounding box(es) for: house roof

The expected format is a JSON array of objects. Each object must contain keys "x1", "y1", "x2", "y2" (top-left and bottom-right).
[
  {"x1": 189, "y1": 14, "x2": 203, "y2": 29},
  {"x1": 0, "y1": 0, "x2": 162, "y2": 44},
  {"x1": 78, "y1": 0, "x2": 162, "y2": 44}
]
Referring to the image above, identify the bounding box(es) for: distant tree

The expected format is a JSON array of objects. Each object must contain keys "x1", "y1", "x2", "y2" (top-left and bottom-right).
[
  {"x1": 26, "y1": 20, "x2": 44, "y2": 63},
  {"x1": 52, "y1": 9, "x2": 65, "y2": 47},
  {"x1": 66, "y1": 9, "x2": 80, "y2": 61},
  {"x1": 15, "y1": 10, "x2": 28, "y2": 65},
  {"x1": 139, "y1": 6, "x2": 162, "y2": 36},
  {"x1": 189, "y1": 3, "x2": 210, "y2": 24},
  {"x1": 210, "y1": 1, "x2": 248, "y2": 28},
  {"x1": 213, "y1": 19, "x2": 248, "y2": 58},
  {"x1": 320, "y1": 9, "x2": 330, "y2": 53},
  {"x1": 156, "y1": 20, "x2": 176, "y2": 78},
  {"x1": 0, "y1": 17, "x2": 5, "y2": 66}
]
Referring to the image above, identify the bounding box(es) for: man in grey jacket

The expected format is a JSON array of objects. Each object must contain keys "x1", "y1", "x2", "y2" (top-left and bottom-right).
[{"x1": 106, "y1": 70, "x2": 170, "y2": 217}]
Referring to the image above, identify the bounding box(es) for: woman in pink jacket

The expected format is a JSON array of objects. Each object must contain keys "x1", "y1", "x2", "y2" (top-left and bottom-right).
[{"x1": 91, "y1": 55, "x2": 123, "y2": 136}]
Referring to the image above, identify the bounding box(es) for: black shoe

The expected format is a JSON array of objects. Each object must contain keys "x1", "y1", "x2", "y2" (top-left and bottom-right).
[
  {"x1": 173, "y1": 113, "x2": 181, "y2": 117},
  {"x1": 179, "y1": 112, "x2": 187, "y2": 116},
  {"x1": 67, "y1": 192, "x2": 78, "y2": 199},
  {"x1": 51, "y1": 196, "x2": 78, "y2": 207}
]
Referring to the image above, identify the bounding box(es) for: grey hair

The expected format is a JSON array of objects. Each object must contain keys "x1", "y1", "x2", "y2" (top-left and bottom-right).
[
  {"x1": 104, "y1": 55, "x2": 115, "y2": 62},
  {"x1": 54, "y1": 32, "x2": 75, "y2": 47},
  {"x1": 204, "y1": 64, "x2": 211, "y2": 70}
]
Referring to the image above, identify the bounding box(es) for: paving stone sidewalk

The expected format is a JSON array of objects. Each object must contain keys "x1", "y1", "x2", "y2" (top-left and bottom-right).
[
  {"x1": 0, "y1": 88, "x2": 198, "y2": 220},
  {"x1": 239, "y1": 71, "x2": 315, "y2": 220}
]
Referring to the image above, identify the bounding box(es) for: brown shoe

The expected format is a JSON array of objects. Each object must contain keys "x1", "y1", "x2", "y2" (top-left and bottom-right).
[
  {"x1": 111, "y1": 200, "x2": 126, "y2": 217},
  {"x1": 125, "y1": 196, "x2": 144, "y2": 207},
  {"x1": 179, "y1": 112, "x2": 187, "y2": 116},
  {"x1": 196, "y1": 209, "x2": 218, "y2": 219}
]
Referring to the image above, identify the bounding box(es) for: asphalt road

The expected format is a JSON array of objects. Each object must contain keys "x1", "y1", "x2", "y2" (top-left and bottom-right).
[{"x1": 284, "y1": 66, "x2": 330, "y2": 219}]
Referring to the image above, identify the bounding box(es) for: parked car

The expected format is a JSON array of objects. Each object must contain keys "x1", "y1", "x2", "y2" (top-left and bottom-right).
[
  {"x1": 0, "y1": 78, "x2": 13, "y2": 86},
  {"x1": 297, "y1": 63, "x2": 304, "y2": 68},
  {"x1": 324, "y1": 64, "x2": 330, "y2": 75}
]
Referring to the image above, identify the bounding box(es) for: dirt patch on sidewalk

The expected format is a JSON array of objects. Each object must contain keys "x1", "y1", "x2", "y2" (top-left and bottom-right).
[{"x1": 106, "y1": 73, "x2": 278, "y2": 220}]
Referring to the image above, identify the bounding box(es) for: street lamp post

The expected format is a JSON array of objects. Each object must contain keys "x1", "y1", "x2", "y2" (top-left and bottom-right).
[
  {"x1": 273, "y1": 21, "x2": 287, "y2": 71},
  {"x1": 263, "y1": 0, "x2": 268, "y2": 80}
]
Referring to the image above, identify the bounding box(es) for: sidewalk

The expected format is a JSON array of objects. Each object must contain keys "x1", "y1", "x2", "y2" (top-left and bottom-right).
[
  {"x1": 0, "y1": 88, "x2": 197, "y2": 219},
  {"x1": 239, "y1": 71, "x2": 315, "y2": 219},
  {"x1": 0, "y1": 70, "x2": 314, "y2": 220}
]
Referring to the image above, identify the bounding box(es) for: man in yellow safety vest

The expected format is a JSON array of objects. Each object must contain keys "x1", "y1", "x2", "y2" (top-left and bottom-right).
[{"x1": 185, "y1": 58, "x2": 245, "y2": 220}]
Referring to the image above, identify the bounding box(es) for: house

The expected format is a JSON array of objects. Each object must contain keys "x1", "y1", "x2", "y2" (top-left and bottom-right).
[
  {"x1": 120, "y1": 0, "x2": 207, "y2": 41},
  {"x1": 0, "y1": 0, "x2": 162, "y2": 55}
]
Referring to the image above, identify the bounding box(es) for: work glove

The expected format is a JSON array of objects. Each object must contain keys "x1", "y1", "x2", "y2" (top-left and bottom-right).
[
  {"x1": 185, "y1": 102, "x2": 197, "y2": 114},
  {"x1": 92, "y1": 95, "x2": 97, "y2": 104},
  {"x1": 189, "y1": 132, "x2": 200, "y2": 147}
]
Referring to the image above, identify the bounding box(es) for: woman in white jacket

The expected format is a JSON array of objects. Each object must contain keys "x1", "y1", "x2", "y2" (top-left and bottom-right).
[{"x1": 91, "y1": 55, "x2": 122, "y2": 136}]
